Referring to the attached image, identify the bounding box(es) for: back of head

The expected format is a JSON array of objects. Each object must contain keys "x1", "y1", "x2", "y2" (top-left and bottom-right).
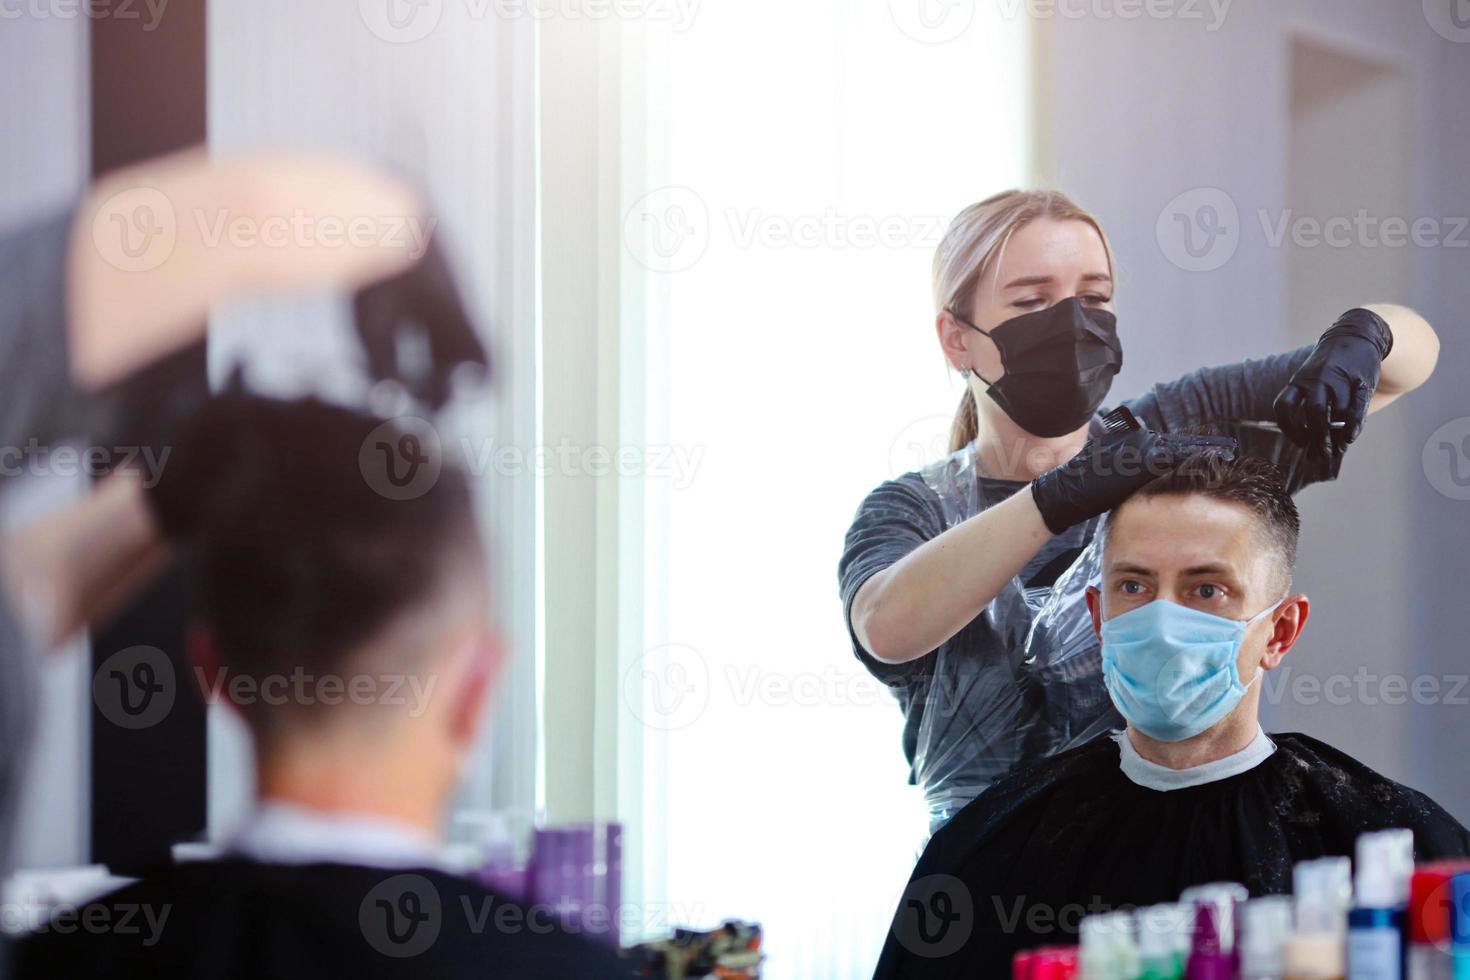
[
  {"x1": 1105, "y1": 452, "x2": 1301, "y2": 591},
  {"x1": 187, "y1": 394, "x2": 485, "y2": 739}
]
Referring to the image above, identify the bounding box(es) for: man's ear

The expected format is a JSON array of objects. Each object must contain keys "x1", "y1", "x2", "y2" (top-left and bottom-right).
[
  {"x1": 1085, "y1": 585, "x2": 1104, "y2": 641},
  {"x1": 185, "y1": 622, "x2": 235, "y2": 714},
  {"x1": 448, "y1": 633, "x2": 505, "y2": 752},
  {"x1": 1260, "y1": 594, "x2": 1310, "y2": 670}
]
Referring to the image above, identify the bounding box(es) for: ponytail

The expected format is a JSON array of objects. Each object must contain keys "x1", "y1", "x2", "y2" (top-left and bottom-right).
[{"x1": 949, "y1": 388, "x2": 979, "y2": 454}]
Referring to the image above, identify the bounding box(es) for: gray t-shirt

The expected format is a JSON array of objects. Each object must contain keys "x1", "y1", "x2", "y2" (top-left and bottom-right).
[{"x1": 838, "y1": 347, "x2": 1341, "y2": 828}]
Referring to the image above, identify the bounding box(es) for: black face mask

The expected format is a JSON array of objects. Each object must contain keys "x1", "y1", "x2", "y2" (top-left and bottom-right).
[{"x1": 953, "y1": 296, "x2": 1123, "y2": 438}]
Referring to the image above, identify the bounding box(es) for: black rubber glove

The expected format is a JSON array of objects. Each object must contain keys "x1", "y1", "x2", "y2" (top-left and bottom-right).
[
  {"x1": 1272, "y1": 308, "x2": 1393, "y2": 460},
  {"x1": 1030, "y1": 429, "x2": 1238, "y2": 535},
  {"x1": 353, "y1": 234, "x2": 490, "y2": 409}
]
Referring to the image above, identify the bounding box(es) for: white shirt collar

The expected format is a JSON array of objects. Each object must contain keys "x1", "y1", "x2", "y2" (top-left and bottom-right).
[
  {"x1": 1113, "y1": 726, "x2": 1276, "y2": 791},
  {"x1": 226, "y1": 800, "x2": 447, "y2": 872}
]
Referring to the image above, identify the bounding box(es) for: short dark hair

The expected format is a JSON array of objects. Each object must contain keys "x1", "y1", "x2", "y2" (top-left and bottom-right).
[
  {"x1": 1102, "y1": 453, "x2": 1300, "y2": 588},
  {"x1": 185, "y1": 395, "x2": 482, "y2": 724}
]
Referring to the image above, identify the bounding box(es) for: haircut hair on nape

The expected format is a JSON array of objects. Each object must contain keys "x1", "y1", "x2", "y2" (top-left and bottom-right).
[{"x1": 186, "y1": 394, "x2": 484, "y2": 733}]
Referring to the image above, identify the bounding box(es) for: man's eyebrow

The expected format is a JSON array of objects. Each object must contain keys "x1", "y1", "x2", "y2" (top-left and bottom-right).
[
  {"x1": 1108, "y1": 562, "x2": 1237, "y2": 577},
  {"x1": 1180, "y1": 563, "x2": 1235, "y2": 577}
]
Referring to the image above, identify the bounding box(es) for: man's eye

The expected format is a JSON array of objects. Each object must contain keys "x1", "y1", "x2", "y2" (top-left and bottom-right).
[
  {"x1": 1197, "y1": 584, "x2": 1221, "y2": 599},
  {"x1": 1120, "y1": 581, "x2": 1143, "y2": 595}
]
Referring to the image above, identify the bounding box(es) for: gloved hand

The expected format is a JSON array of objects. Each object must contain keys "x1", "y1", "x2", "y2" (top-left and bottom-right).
[
  {"x1": 1030, "y1": 428, "x2": 1238, "y2": 535},
  {"x1": 353, "y1": 234, "x2": 490, "y2": 409},
  {"x1": 1272, "y1": 308, "x2": 1393, "y2": 460}
]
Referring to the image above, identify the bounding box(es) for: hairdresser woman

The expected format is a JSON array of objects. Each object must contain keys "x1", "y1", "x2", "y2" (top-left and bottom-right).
[{"x1": 839, "y1": 189, "x2": 1440, "y2": 831}]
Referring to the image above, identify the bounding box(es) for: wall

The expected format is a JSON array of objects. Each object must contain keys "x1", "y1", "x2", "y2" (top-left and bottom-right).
[{"x1": 1038, "y1": 0, "x2": 1470, "y2": 818}]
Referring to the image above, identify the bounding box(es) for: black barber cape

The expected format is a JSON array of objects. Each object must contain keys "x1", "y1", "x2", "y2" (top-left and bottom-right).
[
  {"x1": 14, "y1": 859, "x2": 637, "y2": 979},
  {"x1": 874, "y1": 733, "x2": 1470, "y2": 979}
]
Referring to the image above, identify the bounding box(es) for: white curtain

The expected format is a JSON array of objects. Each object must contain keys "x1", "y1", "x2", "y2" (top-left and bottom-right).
[{"x1": 627, "y1": 2, "x2": 1033, "y2": 975}]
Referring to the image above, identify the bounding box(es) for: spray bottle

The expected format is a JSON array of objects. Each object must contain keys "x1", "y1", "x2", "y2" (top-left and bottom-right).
[
  {"x1": 1348, "y1": 829, "x2": 1415, "y2": 980},
  {"x1": 1285, "y1": 857, "x2": 1352, "y2": 980}
]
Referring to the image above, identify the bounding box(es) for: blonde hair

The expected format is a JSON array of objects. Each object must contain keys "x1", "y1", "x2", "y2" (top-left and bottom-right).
[{"x1": 934, "y1": 189, "x2": 1115, "y2": 452}]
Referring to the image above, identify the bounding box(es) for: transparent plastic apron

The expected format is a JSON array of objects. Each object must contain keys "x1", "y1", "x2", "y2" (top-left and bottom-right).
[{"x1": 914, "y1": 440, "x2": 1122, "y2": 830}]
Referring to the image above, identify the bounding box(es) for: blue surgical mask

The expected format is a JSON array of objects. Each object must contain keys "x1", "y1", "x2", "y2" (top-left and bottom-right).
[{"x1": 1100, "y1": 597, "x2": 1283, "y2": 742}]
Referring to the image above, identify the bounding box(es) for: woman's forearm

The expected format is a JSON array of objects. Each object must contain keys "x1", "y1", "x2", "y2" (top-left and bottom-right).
[
  {"x1": 1364, "y1": 303, "x2": 1439, "y2": 410},
  {"x1": 850, "y1": 488, "x2": 1054, "y2": 664},
  {"x1": 67, "y1": 149, "x2": 427, "y2": 391},
  {"x1": 1, "y1": 472, "x2": 169, "y2": 652}
]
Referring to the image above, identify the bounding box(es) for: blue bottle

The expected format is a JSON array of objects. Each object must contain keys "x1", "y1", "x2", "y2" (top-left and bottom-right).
[{"x1": 1347, "y1": 830, "x2": 1414, "y2": 980}]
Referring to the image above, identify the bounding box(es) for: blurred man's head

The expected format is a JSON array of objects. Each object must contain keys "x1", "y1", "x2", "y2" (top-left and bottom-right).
[
  {"x1": 1086, "y1": 454, "x2": 1310, "y2": 749},
  {"x1": 185, "y1": 395, "x2": 498, "y2": 826}
]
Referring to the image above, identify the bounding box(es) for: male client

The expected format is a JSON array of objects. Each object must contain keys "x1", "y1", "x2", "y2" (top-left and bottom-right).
[
  {"x1": 873, "y1": 453, "x2": 1470, "y2": 979},
  {"x1": 15, "y1": 396, "x2": 634, "y2": 978}
]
